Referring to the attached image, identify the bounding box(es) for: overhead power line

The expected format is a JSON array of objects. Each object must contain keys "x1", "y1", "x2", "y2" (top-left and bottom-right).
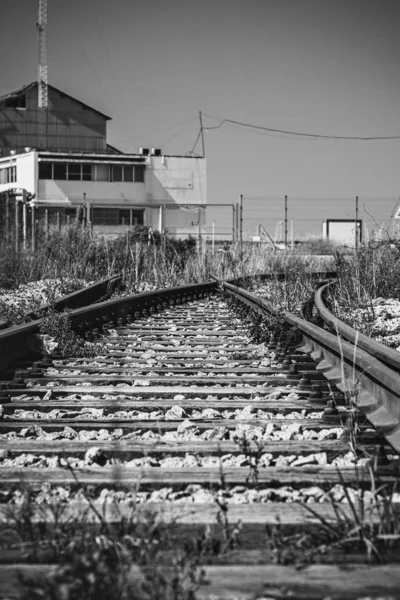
[{"x1": 202, "y1": 112, "x2": 400, "y2": 141}]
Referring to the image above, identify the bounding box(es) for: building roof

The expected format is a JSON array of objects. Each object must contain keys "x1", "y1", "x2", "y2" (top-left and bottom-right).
[{"x1": 0, "y1": 81, "x2": 111, "y2": 120}]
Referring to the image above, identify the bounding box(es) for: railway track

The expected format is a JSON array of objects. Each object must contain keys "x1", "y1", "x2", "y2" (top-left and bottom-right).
[{"x1": 1, "y1": 278, "x2": 400, "y2": 599}]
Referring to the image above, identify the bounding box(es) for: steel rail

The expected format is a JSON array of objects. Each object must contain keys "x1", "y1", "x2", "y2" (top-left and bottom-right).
[
  {"x1": 0, "y1": 281, "x2": 217, "y2": 372},
  {"x1": 212, "y1": 270, "x2": 337, "y2": 288},
  {"x1": 0, "y1": 273, "x2": 122, "y2": 331},
  {"x1": 315, "y1": 282, "x2": 400, "y2": 374},
  {"x1": 223, "y1": 281, "x2": 400, "y2": 454}
]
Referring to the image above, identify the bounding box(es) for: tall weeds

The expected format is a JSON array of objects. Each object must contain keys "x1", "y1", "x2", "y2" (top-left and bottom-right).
[
  {"x1": 327, "y1": 242, "x2": 400, "y2": 333},
  {"x1": 0, "y1": 225, "x2": 336, "y2": 293}
]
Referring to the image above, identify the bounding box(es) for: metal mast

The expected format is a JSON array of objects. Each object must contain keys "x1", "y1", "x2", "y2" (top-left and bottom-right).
[{"x1": 37, "y1": 0, "x2": 48, "y2": 148}]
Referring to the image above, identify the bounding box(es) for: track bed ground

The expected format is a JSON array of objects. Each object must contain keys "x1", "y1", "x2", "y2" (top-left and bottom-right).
[{"x1": 1, "y1": 292, "x2": 399, "y2": 599}]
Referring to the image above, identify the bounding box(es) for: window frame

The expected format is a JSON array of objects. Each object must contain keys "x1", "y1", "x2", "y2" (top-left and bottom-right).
[
  {"x1": 111, "y1": 165, "x2": 123, "y2": 182},
  {"x1": 67, "y1": 163, "x2": 82, "y2": 181},
  {"x1": 53, "y1": 162, "x2": 67, "y2": 180},
  {"x1": 123, "y1": 165, "x2": 133, "y2": 182},
  {"x1": 38, "y1": 162, "x2": 53, "y2": 180},
  {"x1": 95, "y1": 164, "x2": 110, "y2": 182},
  {"x1": 82, "y1": 163, "x2": 92, "y2": 181},
  {"x1": 134, "y1": 165, "x2": 145, "y2": 183},
  {"x1": 5, "y1": 94, "x2": 26, "y2": 109}
]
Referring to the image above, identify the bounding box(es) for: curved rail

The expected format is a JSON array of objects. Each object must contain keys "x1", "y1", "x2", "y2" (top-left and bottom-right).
[
  {"x1": 0, "y1": 280, "x2": 217, "y2": 372},
  {"x1": 315, "y1": 282, "x2": 400, "y2": 374},
  {"x1": 3, "y1": 272, "x2": 400, "y2": 451},
  {"x1": 223, "y1": 270, "x2": 337, "y2": 287},
  {"x1": 223, "y1": 281, "x2": 400, "y2": 454},
  {"x1": 2, "y1": 275, "x2": 400, "y2": 600}
]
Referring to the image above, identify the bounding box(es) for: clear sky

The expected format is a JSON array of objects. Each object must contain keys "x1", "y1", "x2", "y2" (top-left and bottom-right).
[{"x1": 1, "y1": 0, "x2": 400, "y2": 235}]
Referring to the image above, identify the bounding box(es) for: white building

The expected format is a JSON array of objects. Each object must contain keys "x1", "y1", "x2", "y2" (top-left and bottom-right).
[
  {"x1": 0, "y1": 149, "x2": 207, "y2": 238},
  {"x1": 0, "y1": 82, "x2": 207, "y2": 238}
]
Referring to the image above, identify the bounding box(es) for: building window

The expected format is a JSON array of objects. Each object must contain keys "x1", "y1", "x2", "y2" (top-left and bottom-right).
[
  {"x1": 93, "y1": 207, "x2": 118, "y2": 226},
  {"x1": 111, "y1": 165, "x2": 123, "y2": 182},
  {"x1": 135, "y1": 165, "x2": 145, "y2": 183},
  {"x1": 124, "y1": 165, "x2": 133, "y2": 182},
  {"x1": 119, "y1": 209, "x2": 130, "y2": 225},
  {"x1": 82, "y1": 164, "x2": 92, "y2": 181},
  {"x1": 53, "y1": 163, "x2": 67, "y2": 180},
  {"x1": 132, "y1": 209, "x2": 144, "y2": 225},
  {"x1": 39, "y1": 162, "x2": 53, "y2": 179},
  {"x1": 67, "y1": 163, "x2": 81, "y2": 181},
  {"x1": 0, "y1": 166, "x2": 14, "y2": 183},
  {"x1": 37, "y1": 161, "x2": 145, "y2": 183},
  {"x1": 5, "y1": 94, "x2": 26, "y2": 109},
  {"x1": 95, "y1": 164, "x2": 109, "y2": 181},
  {"x1": 92, "y1": 207, "x2": 144, "y2": 226}
]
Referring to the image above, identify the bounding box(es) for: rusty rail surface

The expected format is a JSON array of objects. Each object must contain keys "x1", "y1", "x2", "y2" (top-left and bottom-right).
[
  {"x1": 315, "y1": 282, "x2": 400, "y2": 374},
  {"x1": 2, "y1": 276, "x2": 400, "y2": 599},
  {"x1": 0, "y1": 281, "x2": 217, "y2": 372},
  {"x1": 223, "y1": 281, "x2": 400, "y2": 454}
]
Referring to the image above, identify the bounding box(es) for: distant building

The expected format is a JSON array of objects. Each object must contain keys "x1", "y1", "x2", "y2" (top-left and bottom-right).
[
  {"x1": 0, "y1": 82, "x2": 206, "y2": 238},
  {"x1": 0, "y1": 82, "x2": 111, "y2": 156}
]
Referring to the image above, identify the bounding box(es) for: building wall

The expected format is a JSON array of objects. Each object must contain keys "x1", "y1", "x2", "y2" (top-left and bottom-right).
[
  {"x1": 0, "y1": 151, "x2": 36, "y2": 196},
  {"x1": 146, "y1": 156, "x2": 207, "y2": 237},
  {"x1": 36, "y1": 154, "x2": 208, "y2": 237},
  {"x1": 0, "y1": 85, "x2": 107, "y2": 156},
  {"x1": 37, "y1": 180, "x2": 147, "y2": 205},
  {"x1": 0, "y1": 150, "x2": 208, "y2": 238}
]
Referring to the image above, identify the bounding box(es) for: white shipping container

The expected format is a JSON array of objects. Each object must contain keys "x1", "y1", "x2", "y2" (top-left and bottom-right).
[{"x1": 326, "y1": 219, "x2": 362, "y2": 246}]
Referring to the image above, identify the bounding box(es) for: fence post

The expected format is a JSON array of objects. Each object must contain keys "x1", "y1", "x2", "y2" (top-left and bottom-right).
[
  {"x1": 240, "y1": 194, "x2": 243, "y2": 260},
  {"x1": 31, "y1": 205, "x2": 36, "y2": 252},
  {"x1": 45, "y1": 209, "x2": 49, "y2": 240},
  {"x1": 5, "y1": 192, "x2": 10, "y2": 241},
  {"x1": 22, "y1": 195, "x2": 27, "y2": 249},
  {"x1": 15, "y1": 199, "x2": 20, "y2": 252},
  {"x1": 355, "y1": 196, "x2": 359, "y2": 249},
  {"x1": 284, "y1": 195, "x2": 288, "y2": 251}
]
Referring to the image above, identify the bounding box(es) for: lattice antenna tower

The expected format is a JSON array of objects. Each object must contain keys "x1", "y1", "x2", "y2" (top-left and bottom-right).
[{"x1": 37, "y1": 0, "x2": 48, "y2": 147}]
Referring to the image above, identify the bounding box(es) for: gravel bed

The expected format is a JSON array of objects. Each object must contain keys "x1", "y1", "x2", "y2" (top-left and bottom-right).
[
  {"x1": 338, "y1": 298, "x2": 400, "y2": 350},
  {"x1": 39, "y1": 369, "x2": 272, "y2": 377},
  {"x1": 45, "y1": 358, "x2": 277, "y2": 368},
  {"x1": 0, "y1": 449, "x2": 352, "y2": 469},
  {"x1": 4, "y1": 481, "x2": 387, "y2": 506},
  {"x1": 26, "y1": 378, "x2": 285, "y2": 388},
  {"x1": 53, "y1": 358, "x2": 276, "y2": 368},
  {"x1": 5, "y1": 403, "x2": 323, "y2": 421},
  {"x1": 0, "y1": 421, "x2": 344, "y2": 443}
]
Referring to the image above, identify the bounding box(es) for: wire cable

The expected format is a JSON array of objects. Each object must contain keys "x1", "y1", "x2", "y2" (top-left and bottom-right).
[
  {"x1": 202, "y1": 112, "x2": 400, "y2": 141},
  {"x1": 187, "y1": 128, "x2": 203, "y2": 156}
]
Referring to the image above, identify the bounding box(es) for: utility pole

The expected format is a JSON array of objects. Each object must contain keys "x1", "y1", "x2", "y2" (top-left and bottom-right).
[
  {"x1": 199, "y1": 111, "x2": 205, "y2": 158},
  {"x1": 37, "y1": 0, "x2": 48, "y2": 149}
]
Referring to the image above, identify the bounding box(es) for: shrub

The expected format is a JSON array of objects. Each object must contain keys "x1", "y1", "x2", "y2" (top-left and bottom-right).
[{"x1": 39, "y1": 309, "x2": 99, "y2": 358}]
